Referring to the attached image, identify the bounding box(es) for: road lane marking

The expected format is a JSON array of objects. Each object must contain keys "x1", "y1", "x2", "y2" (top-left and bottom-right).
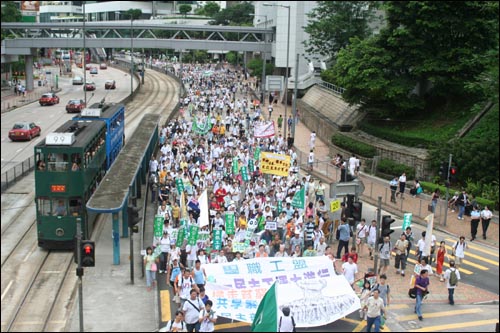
[
  {"x1": 396, "y1": 307, "x2": 482, "y2": 321},
  {"x1": 445, "y1": 238, "x2": 499, "y2": 258},
  {"x1": 214, "y1": 321, "x2": 249, "y2": 330},
  {"x1": 160, "y1": 290, "x2": 171, "y2": 322},
  {"x1": 405, "y1": 250, "x2": 474, "y2": 275},
  {"x1": 410, "y1": 319, "x2": 498, "y2": 332},
  {"x1": 23, "y1": 243, "x2": 37, "y2": 262},
  {"x1": 443, "y1": 245, "x2": 489, "y2": 269},
  {"x1": 1, "y1": 280, "x2": 13, "y2": 301},
  {"x1": 387, "y1": 304, "x2": 409, "y2": 310}
]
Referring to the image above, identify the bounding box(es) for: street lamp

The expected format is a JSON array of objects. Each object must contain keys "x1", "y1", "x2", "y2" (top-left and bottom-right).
[
  {"x1": 250, "y1": 14, "x2": 268, "y2": 107},
  {"x1": 130, "y1": 17, "x2": 134, "y2": 97},
  {"x1": 263, "y1": 3, "x2": 291, "y2": 138}
]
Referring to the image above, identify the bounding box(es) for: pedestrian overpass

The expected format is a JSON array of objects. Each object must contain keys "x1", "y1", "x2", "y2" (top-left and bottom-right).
[{"x1": 1, "y1": 21, "x2": 273, "y2": 90}]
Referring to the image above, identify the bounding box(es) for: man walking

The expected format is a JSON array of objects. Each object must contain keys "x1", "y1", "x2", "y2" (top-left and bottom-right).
[
  {"x1": 378, "y1": 236, "x2": 391, "y2": 275},
  {"x1": 394, "y1": 234, "x2": 408, "y2": 277},
  {"x1": 389, "y1": 177, "x2": 398, "y2": 203},
  {"x1": 444, "y1": 260, "x2": 461, "y2": 305},
  {"x1": 452, "y1": 236, "x2": 468, "y2": 268},
  {"x1": 364, "y1": 289, "x2": 386, "y2": 332},
  {"x1": 336, "y1": 219, "x2": 350, "y2": 259},
  {"x1": 415, "y1": 269, "x2": 430, "y2": 321},
  {"x1": 456, "y1": 190, "x2": 468, "y2": 220}
]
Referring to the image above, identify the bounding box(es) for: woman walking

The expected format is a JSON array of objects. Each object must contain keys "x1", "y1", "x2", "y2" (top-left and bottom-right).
[
  {"x1": 144, "y1": 246, "x2": 158, "y2": 291},
  {"x1": 436, "y1": 241, "x2": 447, "y2": 282}
]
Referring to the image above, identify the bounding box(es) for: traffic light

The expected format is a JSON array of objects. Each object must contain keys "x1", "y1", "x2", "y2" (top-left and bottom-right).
[
  {"x1": 381, "y1": 215, "x2": 395, "y2": 238},
  {"x1": 127, "y1": 205, "x2": 141, "y2": 233},
  {"x1": 40, "y1": 48, "x2": 45, "y2": 57},
  {"x1": 345, "y1": 195, "x2": 355, "y2": 219},
  {"x1": 352, "y1": 201, "x2": 362, "y2": 222},
  {"x1": 438, "y1": 161, "x2": 447, "y2": 180},
  {"x1": 449, "y1": 166, "x2": 458, "y2": 183},
  {"x1": 81, "y1": 240, "x2": 95, "y2": 267}
]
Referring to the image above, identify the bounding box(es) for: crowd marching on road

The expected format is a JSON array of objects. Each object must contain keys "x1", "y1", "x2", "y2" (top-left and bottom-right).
[{"x1": 138, "y1": 61, "x2": 496, "y2": 333}]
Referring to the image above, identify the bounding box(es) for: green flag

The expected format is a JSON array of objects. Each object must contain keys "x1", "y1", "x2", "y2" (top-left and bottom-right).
[
  {"x1": 292, "y1": 186, "x2": 305, "y2": 209},
  {"x1": 251, "y1": 282, "x2": 278, "y2": 332}
]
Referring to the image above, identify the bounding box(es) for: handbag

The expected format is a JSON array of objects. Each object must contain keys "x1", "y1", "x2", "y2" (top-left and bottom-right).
[{"x1": 151, "y1": 262, "x2": 157, "y2": 272}]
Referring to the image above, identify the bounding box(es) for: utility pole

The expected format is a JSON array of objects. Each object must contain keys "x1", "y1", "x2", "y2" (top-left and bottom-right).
[
  {"x1": 76, "y1": 218, "x2": 84, "y2": 332},
  {"x1": 373, "y1": 197, "x2": 381, "y2": 274},
  {"x1": 443, "y1": 154, "x2": 452, "y2": 227},
  {"x1": 291, "y1": 53, "x2": 299, "y2": 138}
]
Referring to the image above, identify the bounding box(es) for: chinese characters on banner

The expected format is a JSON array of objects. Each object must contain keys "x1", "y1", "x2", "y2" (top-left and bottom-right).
[
  {"x1": 259, "y1": 152, "x2": 291, "y2": 177},
  {"x1": 188, "y1": 225, "x2": 199, "y2": 246},
  {"x1": 277, "y1": 201, "x2": 282, "y2": 214},
  {"x1": 248, "y1": 159, "x2": 255, "y2": 173},
  {"x1": 232, "y1": 157, "x2": 239, "y2": 175},
  {"x1": 204, "y1": 257, "x2": 360, "y2": 327},
  {"x1": 253, "y1": 121, "x2": 276, "y2": 138},
  {"x1": 213, "y1": 229, "x2": 222, "y2": 250},
  {"x1": 175, "y1": 178, "x2": 184, "y2": 195},
  {"x1": 176, "y1": 227, "x2": 186, "y2": 247},
  {"x1": 240, "y1": 166, "x2": 250, "y2": 182},
  {"x1": 225, "y1": 212, "x2": 235, "y2": 235},
  {"x1": 154, "y1": 215, "x2": 164, "y2": 237},
  {"x1": 196, "y1": 230, "x2": 210, "y2": 249},
  {"x1": 253, "y1": 147, "x2": 261, "y2": 161}
]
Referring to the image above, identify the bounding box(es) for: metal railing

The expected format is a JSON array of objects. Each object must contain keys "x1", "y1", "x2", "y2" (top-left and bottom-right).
[
  {"x1": 1, "y1": 155, "x2": 36, "y2": 192},
  {"x1": 317, "y1": 80, "x2": 345, "y2": 96}
]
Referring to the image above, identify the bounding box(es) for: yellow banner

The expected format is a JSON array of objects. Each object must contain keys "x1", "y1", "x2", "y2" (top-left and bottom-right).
[{"x1": 259, "y1": 152, "x2": 291, "y2": 177}]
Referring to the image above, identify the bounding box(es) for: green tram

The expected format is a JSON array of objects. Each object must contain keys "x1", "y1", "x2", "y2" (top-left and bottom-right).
[{"x1": 35, "y1": 120, "x2": 107, "y2": 249}]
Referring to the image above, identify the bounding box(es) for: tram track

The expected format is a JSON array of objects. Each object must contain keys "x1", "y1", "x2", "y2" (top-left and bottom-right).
[{"x1": 1, "y1": 65, "x2": 179, "y2": 332}]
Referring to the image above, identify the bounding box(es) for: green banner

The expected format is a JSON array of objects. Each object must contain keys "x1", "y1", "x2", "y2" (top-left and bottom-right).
[
  {"x1": 192, "y1": 116, "x2": 212, "y2": 135},
  {"x1": 232, "y1": 157, "x2": 239, "y2": 175},
  {"x1": 188, "y1": 225, "x2": 199, "y2": 246},
  {"x1": 248, "y1": 159, "x2": 255, "y2": 173},
  {"x1": 175, "y1": 178, "x2": 184, "y2": 195},
  {"x1": 403, "y1": 213, "x2": 412, "y2": 231},
  {"x1": 225, "y1": 212, "x2": 235, "y2": 235},
  {"x1": 254, "y1": 147, "x2": 261, "y2": 161},
  {"x1": 170, "y1": 229, "x2": 178, "y2": 243},
  {"x1": 292, "y1": 187, "x2": 305, "y2": 209},
  {"x1": 213, "y1": 229, "x2": 223, "y2": 250},
  {"x1": 154, "y1": 215, "x2": 164, "y2": 238},
  {"x1": 240, "y1": 166, "x2": 249, "y2": 182},
  {"x1": 257, "y1": 215, "x2": 266, "y2": 231},
  {"x1": 277, "y1": 201, "x2": 283, "y2": 214},
  {"x1": 232, "y1": 242, "x2": 247, "y2": 253},
  {"x1": 176, "y1": 227, "x2": 185, "y2": 247}
]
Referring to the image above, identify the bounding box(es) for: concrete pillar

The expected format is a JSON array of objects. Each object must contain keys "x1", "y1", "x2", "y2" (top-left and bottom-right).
[{"x1": 25, "y1": 55, "x2": 34, "y2": 90}]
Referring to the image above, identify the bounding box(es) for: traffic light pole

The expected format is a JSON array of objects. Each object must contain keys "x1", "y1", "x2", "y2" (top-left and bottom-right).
[
  {"x1": 373, "y1": 197, "x2": 382, "y2": 275},
  {"x1": 76, "y1": 218, "x2": 84, "y2": 332},
  {"x1": 443, "y1": 154, "x2": 453, "y2": 227},
  {"x1": 130, "y1": 194, "x2": 137, "y2": 285}
]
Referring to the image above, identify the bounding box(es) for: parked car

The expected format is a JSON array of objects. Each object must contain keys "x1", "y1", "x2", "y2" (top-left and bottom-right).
[
  {"x1": 99, "y1": 63, "x2": 107, "y2": 69},
  {"x1": 83, "y1": 81, "x2": 96, "y2": 91},
  {"x1": 89, "y1": 67, "x2": 98, "y2": 74},
  {"x1": 85, "y1": 64, "x2": 92, "y2": 70},
  {"x1": 66, "y1": 99, "x2": 86, "y2": 113},
  {"x1": 8, "y1": 122, "x2": 41, "y2": 141},
  {"x1": 72, "y1": 76, "x2": 84, "y2": 85},
  {"x1": 39, "y1": 92, "x2": 60, "y2": 106},
  {"x1": 104, "y1": 80, "x2": 116, "y2": 90}
]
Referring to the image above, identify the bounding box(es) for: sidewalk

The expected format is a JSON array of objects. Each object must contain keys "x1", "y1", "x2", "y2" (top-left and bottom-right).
[
  {"x1": 266, "y1": 99, "x2": 499, "y2": 249},
  {"x1": 267, "y1": 98, "x2": 499, "y2": 306}
]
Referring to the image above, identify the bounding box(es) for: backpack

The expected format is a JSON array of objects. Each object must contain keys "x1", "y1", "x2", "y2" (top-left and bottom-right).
[
  {"x1": 168, "y1": 319, "x2": 184, "y2": 331},
  {"x1": 279, "y1": 315, "x2": 296, "y2": 332},
  {"x1": 449, "y1": 269, "x2": 458, "y2": 286}
]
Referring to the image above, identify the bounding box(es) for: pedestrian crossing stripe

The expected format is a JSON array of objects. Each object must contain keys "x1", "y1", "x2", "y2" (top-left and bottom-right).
[
  {"x1": 445, "y1": 238, "x2": 499, "y2": 257},
  {"x1": 396, "y1": 307, "x2": 482, "y2": 321},
  {"x1": 442, "y1": 245, "x2": 490, "y2": 269},
  {"x1": 392, "y1": 251, "x2": 474, "y2": 275},
  {"x1": 410, "y1": 319, "x2": 498, "y2": 332},
  {"x1": 160, "y1": 290, "x2": 171, "y2": 322}
]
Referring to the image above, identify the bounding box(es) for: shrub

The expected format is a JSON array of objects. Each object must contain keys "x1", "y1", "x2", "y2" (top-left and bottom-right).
[
  {"x1": 377, "y1": 158, "x2": 415, "y2": 180},
  {"x1": 331, "y1": 134, "x2": 376, "y2": 158}
]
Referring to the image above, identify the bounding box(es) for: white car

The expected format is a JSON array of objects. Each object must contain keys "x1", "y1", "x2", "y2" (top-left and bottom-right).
[{"x1": 72, "y1": 76, "x2": 83, "y2": 85}]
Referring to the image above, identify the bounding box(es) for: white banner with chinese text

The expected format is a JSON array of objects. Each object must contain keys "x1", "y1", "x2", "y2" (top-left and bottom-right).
[{"x1": 204, "y1": 256, "x2": 360, "y2": 327}]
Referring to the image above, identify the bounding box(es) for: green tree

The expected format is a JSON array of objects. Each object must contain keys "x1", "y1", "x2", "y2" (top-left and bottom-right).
[
  {"x1": 124, "y1": 8, "x2": 142, "y2": 20},
  {"x1": 211, "y1": 2, "x2": 254, "y2": 26},
  {"x1": 304, "y1": 1, "x2": 379, "y2": 60},
  {"x1": 1, "y1": 1, "x2": 21, "y2": 23},
  {"x1": 179, "y1": 4, "x2": 192, "y2": 18},
  {"x1": 203, "y1": 1, "x2": 221, "y2": 18},
  {"x1": 330, "y1": 1, "x2": 499, "y2": 115}
]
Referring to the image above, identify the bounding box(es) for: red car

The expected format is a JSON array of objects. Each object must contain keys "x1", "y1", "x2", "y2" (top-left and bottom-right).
[
  {"x1": 85, "y1": 64, "x2": 92, "y2": 70},
  {"x1": 100, "y1": 63, "x2": 108, "y2": 69},
  {"x1": 8, "y1": 122, "x2": 41, "y2": 141},
  {"x1": 66, "y1": 99, "x2": 86, "y2": 113},
  {"x1": 84, "y1": 81, "x2": 96, "y2": 91},
  {"x1": 39, "y1": 92, "x2": 60, "y2": 106}
]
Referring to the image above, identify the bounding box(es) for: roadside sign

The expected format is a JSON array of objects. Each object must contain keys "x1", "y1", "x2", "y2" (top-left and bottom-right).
[
  {"x1": 403, "y1": 213, "x2": 412, "y2": 231},
  {"x1": 330, "y1": 199, "x2": 341, "y2": 212}
]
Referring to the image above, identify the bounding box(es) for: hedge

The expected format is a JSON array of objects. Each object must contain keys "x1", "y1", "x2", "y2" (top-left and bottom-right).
[
  {"x1": 377, "y1": 158, "x2": 415, "y2": 180},
  {"x1": 331, "y1": 134, "x2": 376, "y2": 158}
]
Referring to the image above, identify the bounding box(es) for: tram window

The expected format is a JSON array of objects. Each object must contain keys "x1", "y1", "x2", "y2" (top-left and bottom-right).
[
  {"x1": 69, "y1": 198, "x2": 82, "y2": 216},
  {"x1": 36, "y1": 152, "x2": 46, "y2": 171},
  {"x1": 47, "y1": 153, "x2": 69, "y2": 172},
  {"x1": 52, "y1": 198, "x2": 67, "y2": 216},
  {"x1": 37, "y1": 197, "x2": 51, "y2": 216},
  {"x1": 71, "y1": 153, "x2": 81, "y2": 171}
]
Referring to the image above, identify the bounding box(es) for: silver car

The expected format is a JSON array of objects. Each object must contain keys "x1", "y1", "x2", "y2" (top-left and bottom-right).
[{"x1": 72, "y1": 76, "x2": 83, "y2": 85}]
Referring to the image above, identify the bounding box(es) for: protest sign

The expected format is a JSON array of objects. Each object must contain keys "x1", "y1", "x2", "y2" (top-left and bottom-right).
[{"x1": 204, "y1": 257, "x2": 360, "y2": 327}]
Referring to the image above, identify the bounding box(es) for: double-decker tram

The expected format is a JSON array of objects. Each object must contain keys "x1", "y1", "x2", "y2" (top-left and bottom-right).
[
  {"x1": 72, "y1": 102, "x2": 125, "y2": 169},
  {"x1": 35, "y1": 120, "x2": 107, "y2": 249}
]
